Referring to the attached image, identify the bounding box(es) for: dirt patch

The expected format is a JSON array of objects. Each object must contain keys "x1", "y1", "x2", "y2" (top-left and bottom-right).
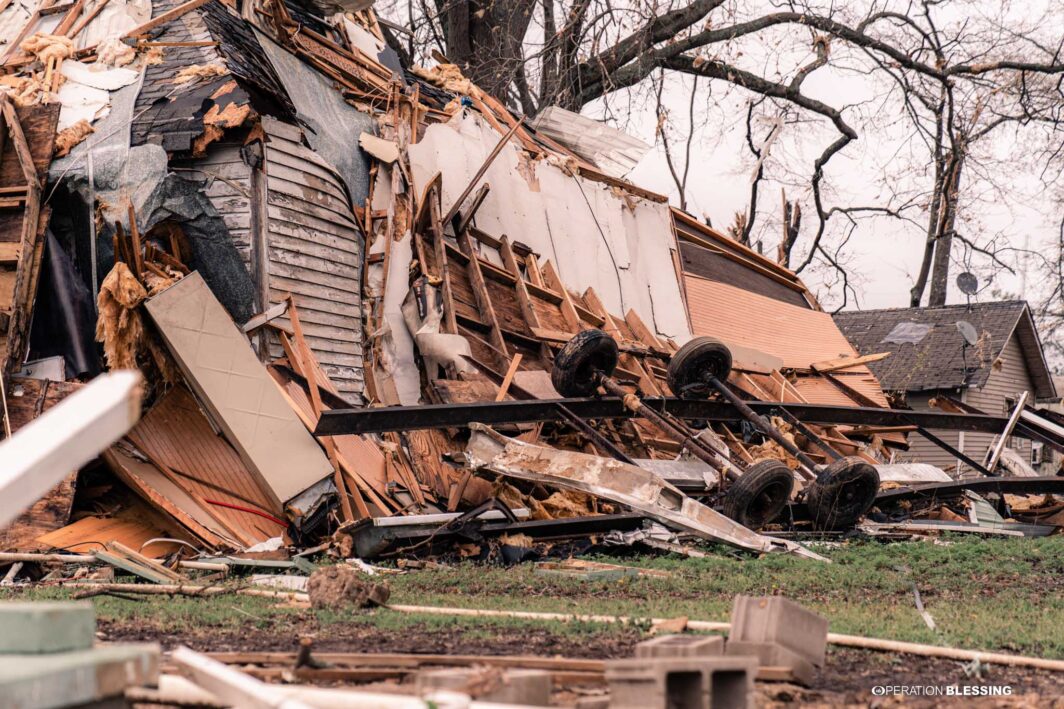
[{"x1": 307, "y1": 566, "x2": 390, "y2": 610}]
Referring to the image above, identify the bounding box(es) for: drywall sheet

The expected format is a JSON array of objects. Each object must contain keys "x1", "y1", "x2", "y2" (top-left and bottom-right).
[
  {"x1": 144, "y1": 272, "x2": 332, "y2": 505},
  {"x1": 407, "y1": 112, "x2": 691, "y2": 340}
]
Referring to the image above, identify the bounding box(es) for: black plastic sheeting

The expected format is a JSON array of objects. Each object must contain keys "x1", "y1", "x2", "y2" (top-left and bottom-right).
[{"x1": 27, "y1": 231, "x2": 102, "y2": 379}]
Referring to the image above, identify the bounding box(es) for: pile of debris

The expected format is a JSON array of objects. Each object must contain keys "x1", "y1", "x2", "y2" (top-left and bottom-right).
[{"x1": 0, "y1": 0, "x2": 1061, "y2": 593}]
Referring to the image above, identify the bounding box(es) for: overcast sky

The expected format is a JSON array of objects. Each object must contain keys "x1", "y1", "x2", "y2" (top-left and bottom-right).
[{"x1": 578, "y1": 3, "x2": 1063, "y2": 314}]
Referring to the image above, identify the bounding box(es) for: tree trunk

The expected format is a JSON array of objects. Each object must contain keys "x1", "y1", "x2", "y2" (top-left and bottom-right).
[
  {"x1": 927, "y1": 149, "x2": 965, "y2": 306},
  {"x1": 910, "y1": 156, "x2": 945, "y2": 306},
  {"x1": 441, "y1": 0, "x2": 536, "y2": 109}
]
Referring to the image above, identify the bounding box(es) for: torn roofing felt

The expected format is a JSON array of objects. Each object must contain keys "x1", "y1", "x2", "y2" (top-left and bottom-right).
[{"x1": 131, "y1": 0, "x2": 294, "y2": 152}]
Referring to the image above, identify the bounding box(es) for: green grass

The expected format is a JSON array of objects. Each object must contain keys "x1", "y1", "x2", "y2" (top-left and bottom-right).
[{"x1": 3, "y1": 536, "x2": 1062, "y2": 657}]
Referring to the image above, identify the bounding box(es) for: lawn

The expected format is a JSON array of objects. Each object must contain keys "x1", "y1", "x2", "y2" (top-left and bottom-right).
[{"x1": 4, "y1": 535, "x2": 1063, "y2": 659}]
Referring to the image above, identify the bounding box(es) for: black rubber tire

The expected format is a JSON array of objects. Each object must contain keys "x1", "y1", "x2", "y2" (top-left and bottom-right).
[
  {"x1": 551, "y1": 329, "x2": 619, "y2": 397},
  {"x1": 805, "y1": 456, "x2": 880, "y2": 530},
  {"x1": 667, "y1": 336, "x2": 733, "y2": 399},
  {"x1": 722, "y1": 459, "x2": 794, "y2": 529}
]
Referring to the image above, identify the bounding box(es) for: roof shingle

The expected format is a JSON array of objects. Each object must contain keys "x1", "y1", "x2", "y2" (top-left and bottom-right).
[{"x1": 833, "y1": 301, "x2": 1049, "y2": 396}]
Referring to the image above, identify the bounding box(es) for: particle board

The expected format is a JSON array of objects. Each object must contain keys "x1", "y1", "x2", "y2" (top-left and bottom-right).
[{"x1": 143, "y1": 272, "x2": 333, "y2": 505}]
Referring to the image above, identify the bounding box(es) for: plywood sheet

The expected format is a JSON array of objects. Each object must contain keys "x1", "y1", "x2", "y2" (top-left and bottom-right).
[
  {"x1": 36, "y1": 516, "x2": 181, "y2": 559},
  {"x1": 144, "y1": 272, "x2": 333, "y2": 504}
]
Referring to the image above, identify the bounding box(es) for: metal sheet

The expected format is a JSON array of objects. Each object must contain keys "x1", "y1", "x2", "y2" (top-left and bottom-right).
[
  {"x1": 465, "y1": 424, "x2": 824, "y2": 560},
  {"x1": 257, "y1": 30, "x2": 375, "y2": 206}
]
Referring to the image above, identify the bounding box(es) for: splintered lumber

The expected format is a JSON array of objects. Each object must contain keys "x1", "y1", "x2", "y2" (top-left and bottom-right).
[
  {"x1": 0, "y1": 372, "x2": 142, "y2": 529},
  {"x1": 122, "y1": 0, "x2": 214, "y2": 38},
  {"x1": 66, "y1": 583, "x2": 310, "y2": 602},
  {"x1": 93, "y1": 550, "x2": 177, "y2": 584},
  {"x1": 809, "y1": 352, "x2": 890, "y2": 373},
  {"x1": 494, "y1": 354, "x2": 522, "y2": 401}
]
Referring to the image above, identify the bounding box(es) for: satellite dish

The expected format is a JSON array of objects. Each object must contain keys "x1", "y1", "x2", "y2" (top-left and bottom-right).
[
  {"x1": 956, "y1": 320, "x2": 979, "y2": 346},
  {"x1": 956, "y1": 272, "x2": 979, "y2": 295}
]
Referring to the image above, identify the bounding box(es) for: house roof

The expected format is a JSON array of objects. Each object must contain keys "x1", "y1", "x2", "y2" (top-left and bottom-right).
[{"x1": 834, "y1": 301, "x2": 1057, "y2": 400}]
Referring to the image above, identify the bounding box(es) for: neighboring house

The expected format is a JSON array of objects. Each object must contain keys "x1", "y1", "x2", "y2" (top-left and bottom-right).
[{"x1": 834, "y1": 301, "x2": 1058, "y2": 477}]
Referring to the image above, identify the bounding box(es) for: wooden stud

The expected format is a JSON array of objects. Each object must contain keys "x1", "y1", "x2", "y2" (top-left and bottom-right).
[
  {"x1": 494, "y1": 354, "x2": 522, "y2": 401},
  {"x1": 541, "y1": 260, "x2": 581, "y2": 333}
]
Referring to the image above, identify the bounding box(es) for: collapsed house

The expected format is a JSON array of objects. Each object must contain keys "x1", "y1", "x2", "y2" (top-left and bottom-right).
[{"x1": 0, "y1": 0, "x2": 1062, "y2": 566}]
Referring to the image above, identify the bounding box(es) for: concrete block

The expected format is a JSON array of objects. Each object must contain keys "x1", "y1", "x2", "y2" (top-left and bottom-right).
[
  {"x1": 636, "y1": 634, "x2": 724, "y2": 659},
  {"x1": 725, "y1": 641, "x2": 814, "y2": 687},
  {"x1": 0, "y1": 643, "x2": 159, "y2": 709},
  {"x1": 0, "y1": 601, "x2": 95, "y2": 654},
  {"x1": 729, "y1": 595, "x2": 827, "y2": 666},
  {"x1": 605, "y1": 656, "x2": 756, "y2": 709},
  {"x1": 417, "y1": 667, "x2": 551, "y2": 705}
]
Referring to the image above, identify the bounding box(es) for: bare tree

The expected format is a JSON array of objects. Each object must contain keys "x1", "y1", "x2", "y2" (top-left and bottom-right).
[
  {"x1": 653, "y1": 69, "x2": 699, "y2": 211},
  {"x1": 380, "y1": 0, "x2": 1064, "y2": 295}
]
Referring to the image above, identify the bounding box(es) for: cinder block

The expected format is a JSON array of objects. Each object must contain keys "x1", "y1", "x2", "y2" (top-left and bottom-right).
[
  {"x1": 729, "y1": 595, "x2": 827, "y2": 666},
  {"x1": 636, "y1": 634, "x2": 724, "y2": 659},
  {"x1": 417, "y1": 667, "x2": 551, "y2": 705},
  {"x1": 725, "y1": 641, "x2": 814, "y2": 687},
  {"x1": 0, "y1": 601, "x2": 95, "y2": 654},
  {"x1": 605, "y1": 656, "x2": 756, "y2": 709},
  {"x1": 0, "y1": 643, "x2": 159, "y2": 709}
]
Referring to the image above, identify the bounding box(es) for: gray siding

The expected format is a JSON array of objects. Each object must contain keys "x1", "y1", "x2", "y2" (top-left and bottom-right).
[
  {"x1": 896, "y1": 334, "x2": 1038, "y2": 477},
  {"x1": 963, "y1": 335, "x2": 1034, "y2": 472},
  {"x1": 261, "y1": 117, "x2": 365, "y2": 398},
  {"x1": 895, "y1": 393, "x2": 965, "y2": 476}
]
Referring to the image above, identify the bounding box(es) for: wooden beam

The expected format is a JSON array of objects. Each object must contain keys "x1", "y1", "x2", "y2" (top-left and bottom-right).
[
  {"x1": 494, "y1": 354, "x2": 522, "y2": 401},
  {"x1": 441, "y1": 120, "x2": 521, "y2": 228},
  {"x1": 287, "y1": 298, "x2": 359, "y2": 523},
  {"x1": 427, "y1": 190, "x2": 458, "y2": 335},
  {"x1": 541, "y1": 261, "x2": 580, "y2": 333},
  {"x1": 810, "y1": 352, "x2": 890, "y2": 374},
  {"x1": 455, "y1": 225, "x2": 509, "y2": 370},
  {"x1": 0, "y1": 371, "x2": 141, "y2": 528}
]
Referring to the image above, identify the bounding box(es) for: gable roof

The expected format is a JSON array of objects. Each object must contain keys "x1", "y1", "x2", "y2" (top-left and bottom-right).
[{"x1": 834, "y1": 301, "x2": 1057, "y2": 401}]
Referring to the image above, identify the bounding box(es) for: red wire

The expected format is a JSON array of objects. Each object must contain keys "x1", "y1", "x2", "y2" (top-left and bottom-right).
[{"x1": 203, "y1": 499, "x2": 288, "y2": 528}]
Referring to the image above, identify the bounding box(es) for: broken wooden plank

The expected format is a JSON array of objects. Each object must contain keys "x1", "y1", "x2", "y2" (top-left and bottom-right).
[{"x1": 810, "y1": 352, "x2": 890, "y2": 374}]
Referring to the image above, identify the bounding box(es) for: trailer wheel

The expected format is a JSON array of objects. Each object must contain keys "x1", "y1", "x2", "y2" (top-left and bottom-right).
[
  {"x1": 805, "y1": 456, "x2": 880, "y2": 530},
  {"x1": 551, "y1": 329, "x2": 619, "y2": 397},
  {"x1": 722, "y1": 459, "x2": 794, "y2": 529},
  {"x1": 667, "y1": 336, "x2": 733, "y2": 398}
]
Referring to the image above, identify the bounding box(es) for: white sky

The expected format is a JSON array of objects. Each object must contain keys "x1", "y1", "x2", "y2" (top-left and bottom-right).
[{"x1": 576, "y1": 3, "x2": 1064, "y2": 314}]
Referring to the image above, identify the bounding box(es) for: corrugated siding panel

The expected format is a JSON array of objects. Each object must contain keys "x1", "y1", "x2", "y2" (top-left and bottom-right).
[
  {"x1": 962, "y1": 335, "x2": 1034, "y2": 472},
  {"x1": 262, "y1": 118, "x2": 364, "y2": 398},
  {"x1": 685, "y1": 274, "x2": 889, "y2": 406}
]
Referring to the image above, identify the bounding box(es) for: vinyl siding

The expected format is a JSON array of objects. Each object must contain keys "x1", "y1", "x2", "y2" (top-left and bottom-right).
[
  {"x1": 896, "y1": 334, "x2": 1037, "y2": 477},
  {"x1": 962, "y1": 334, "x2": 1034, "y2": 473},
  {"x1": 261, "y1": 117, "x2": 365, "y2": 398}
]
